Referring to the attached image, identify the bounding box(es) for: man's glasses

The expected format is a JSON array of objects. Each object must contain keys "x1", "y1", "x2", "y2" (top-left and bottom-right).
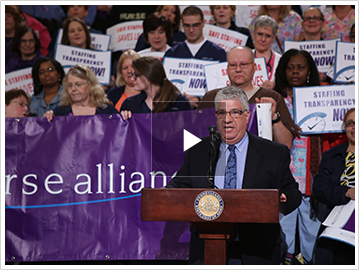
[
  {"x1": 303, "y1": 16, "x2": 323, "y2": 22},
  {"x1": 182, "y1": 22, "x2": 202, "y2": 30},
  {"x1": 215, "y1": 109, "x2": 247, "y2": 119},
  {"x1": 227, "y1": 62, "x2": 253, "y2": 70},
  {"x1": 11, "y1": 101, "x2": 28, "y2": 109}
]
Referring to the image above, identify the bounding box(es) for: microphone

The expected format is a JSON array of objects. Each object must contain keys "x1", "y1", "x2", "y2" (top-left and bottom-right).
[{"x1": 208, "y1": 126, "x2": 219, "y2": 189}]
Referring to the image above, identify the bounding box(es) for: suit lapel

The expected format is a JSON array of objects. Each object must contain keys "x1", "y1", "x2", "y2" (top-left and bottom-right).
[{"x1": 242, "y1": 133, "x2": 262, "y2": 189}]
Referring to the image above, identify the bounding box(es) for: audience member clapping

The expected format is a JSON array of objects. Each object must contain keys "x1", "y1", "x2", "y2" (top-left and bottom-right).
[
  {"x1": 5, "y1": 89, "x2": 30, "y2": 118},
  {"x1": 44, "y1": 65, "x2": 118, "y2": 120},
  {"x1": 107, "y1": 50, "x2": 141, "y2": 112},
  {"x1": 5, "y1": 25, "x2": 44, "y2": 73},
  {"x1": 209, "y1": 5, "x2": 254, "y2": 49},
  {"x1": 120, "y1": 57, "x2": 192, "y2": 120},
  {"x1": 30, "y1": 58, "x2": 65, "y2": 117}
]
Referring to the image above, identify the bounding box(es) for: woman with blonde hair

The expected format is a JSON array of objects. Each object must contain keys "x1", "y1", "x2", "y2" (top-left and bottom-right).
[
  {"x1": 107, "y1": 49, "x2": 141, "y2": 112},
  {"x1": 44, "y1": 65, "x2": 117, "y2": 120},
  {"x1": 248, "y1": 5, "x2": 303, "y2": 54}
]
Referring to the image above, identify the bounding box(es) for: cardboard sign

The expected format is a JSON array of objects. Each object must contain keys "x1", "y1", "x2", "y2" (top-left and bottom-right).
[
  {"x1": 334, "y1": 41, "x2": 355, "y2": 83},
  {"x1": 106, "y1": 20, "x2": 143, "y2": 52},
  {"x1": 294, "y1": 84, "x2": 355, "y2": 134},
  {"x1": 54, "y1": 44, "x2": 112, "y2": 85},
  {"x1": 5, "y1": 67, "x2": 34, "y2": 95}
]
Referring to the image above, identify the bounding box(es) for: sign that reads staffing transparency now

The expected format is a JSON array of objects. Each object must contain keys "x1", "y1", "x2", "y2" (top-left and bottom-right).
[{"x1": 294, "y1": 84, "x2": 355, "y2": 135}]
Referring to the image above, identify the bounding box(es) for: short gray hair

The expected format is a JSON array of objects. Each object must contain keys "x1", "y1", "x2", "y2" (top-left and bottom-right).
[
  {"x1": 214, "y1": 86, "x2": 249, "y2": 111},
  {"x1": 254, "y1": 15, "x2": 278, "y2": 36}
]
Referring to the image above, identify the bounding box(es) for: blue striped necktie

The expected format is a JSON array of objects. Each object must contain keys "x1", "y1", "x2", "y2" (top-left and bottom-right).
[{"x1": 224, "y1": 145, "x2": 237, "y2": 189}]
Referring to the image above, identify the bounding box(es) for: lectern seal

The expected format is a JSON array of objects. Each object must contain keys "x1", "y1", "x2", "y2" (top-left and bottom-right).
[{"x1": 194, "y1": 190, "x2": 224, "y2": 220}]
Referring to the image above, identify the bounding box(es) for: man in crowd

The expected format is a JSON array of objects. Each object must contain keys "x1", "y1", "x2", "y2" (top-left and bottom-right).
[
  {"x1": 198, "y1": 46, "x2": 299, "y2": 149},
  {"x1": 163, "y1": 5, "x2": 227, "y2": 108},
  {"x1": 167, "y1": 86, "x2": 301, "y2": 264}
]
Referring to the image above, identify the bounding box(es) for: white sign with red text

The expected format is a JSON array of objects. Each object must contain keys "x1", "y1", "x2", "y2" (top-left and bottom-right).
[
  {"x1": 106, "y1": 20, "x2": 143, "y2": 52},
  {"x1": 204, "y1": 58, "x2": 268, "y2": 91},
  {"x1": 236, "y1": 5, "x2": 259, "y2": 28},
  {"x1": 5, "y1": 67, "x2": 34, "y2": 95},
  {"x1": 203, "y1": 24, "x2": 249, "y2": 52}
]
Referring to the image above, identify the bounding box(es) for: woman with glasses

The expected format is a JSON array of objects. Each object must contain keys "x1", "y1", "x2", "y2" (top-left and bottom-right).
[
  {"x1": 294, "y1": 7, "x2": 325, "y2": 41},
  {"x1": 252, "y1": 15, "x2": 281, "y2": 90},
  {"x1": 120, "y1": 56, "x2": 191, "y2": 120},
  {"x1": 5, "y1": 25, "x2": 43, "y2": 74},
  {"x1": 5, "y1": 89, "x2": 30, "y2": 118},
  {"x1": 107, "y1": 49, "x2": 141, "y2": 112},
  {"x1": 312, "y1": 108, "x2": 355, "y2": 265},
  {"x1": 209, "y1": 5, "x2": 254, "y2": 49},
  {"x1": 274, "y1": 49, "x2": 322, "y2": 265},
  {"x1": 30, "y1": 57, "x2": 65, "y2": 117},
  {"x1": 44, "y1": 65, "x2": 117, "y2": 120}
]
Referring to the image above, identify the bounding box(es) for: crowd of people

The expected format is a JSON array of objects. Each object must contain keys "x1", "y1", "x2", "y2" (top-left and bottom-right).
[{"x1": 5, "y1": 4, "x2": 355, "y2": 266}]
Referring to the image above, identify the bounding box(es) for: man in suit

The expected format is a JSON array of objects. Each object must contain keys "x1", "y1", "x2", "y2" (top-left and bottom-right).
[
  {"x1": 198, "y1": 46, "x2": 299, "y2": 149},
  {"x1": 166, "y1": 86, "x2": 301, "y2": 264}
]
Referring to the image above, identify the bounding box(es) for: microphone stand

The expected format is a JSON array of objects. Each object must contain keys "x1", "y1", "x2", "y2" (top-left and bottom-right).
[{"x1": 208, "y1": 126, "x2": 219, "y2": 189}]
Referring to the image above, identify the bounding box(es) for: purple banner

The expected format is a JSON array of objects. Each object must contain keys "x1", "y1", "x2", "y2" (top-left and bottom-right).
[{"x1": 5, "y1": 106, "x2": 258, "y2": 262}]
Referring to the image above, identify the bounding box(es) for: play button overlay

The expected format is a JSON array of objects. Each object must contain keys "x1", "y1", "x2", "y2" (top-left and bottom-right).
[{"x1": 183, "y1": 129, "x2": 202, "y2": 152}]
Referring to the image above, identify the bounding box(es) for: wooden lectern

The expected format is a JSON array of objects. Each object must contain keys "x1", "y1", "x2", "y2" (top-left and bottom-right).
[{"x1": 141, "y1": 188, "x2": 279, "y2": 265}]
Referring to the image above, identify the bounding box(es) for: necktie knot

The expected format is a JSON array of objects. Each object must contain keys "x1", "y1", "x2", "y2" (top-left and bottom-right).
[{"x1": 228, "y1": 145, "x2": 236, "y2": 152}]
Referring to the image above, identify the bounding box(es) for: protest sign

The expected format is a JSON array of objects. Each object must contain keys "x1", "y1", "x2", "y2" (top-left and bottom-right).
[
  {"x1": 5, "y1": 67, "x2": 34, "y2": 95},
  {"x1": 283, "y1": 39, "x2": 339, "y2": 73},
  {"x1": 236, "y1": 5, "x2": 259, "y2": 28},
  {"x1": 54, "y1": 44, "x2": 112, "y2": 85},
  {"x1": 293, "y1": 84, "x2": 355, "y2": 134},
  {"x1": 204, "y1": 57, "x2": 268, "y2": 91},
  {"x1": 5, "y1": 105, "x2": 269, "y2": 262},
  {"x1": 55, "y1": 29, "x2": 111, "y2": 51},
  {"x1": 106, "y1": 20, "x2": 143, "y2": 52},
  {"x1": 334, "y1": 41, "x2": 355, "y2": 83},
  {"x1": 163, "y1": 57, "x2": 219, "y2": 96},
  {"x1": 203, "y1": 24, "x2": 249, "y2": 52},
  {"x1": 320, "y1": 200, "x2": 355, "y2": 246}
]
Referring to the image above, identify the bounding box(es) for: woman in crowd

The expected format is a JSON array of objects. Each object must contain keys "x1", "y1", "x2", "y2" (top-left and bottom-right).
[
  {"x1": 248, "y1": 5, "x2": 302, "y2": 54},
  {"x1": 209, "y1": 5, "x2": 254, "y2": 49},
  {"x1": 322, "y1": 5, "x2": 355, "y2": 42},
  {"x1": 134, "y1": 5, "x2": 186, "y2": 51},
  {"x1": 61, "y1": 17, "x2": 94, "y2": 49},
  {"x1": 252, "y1": 15, "x2": 281, "y2": 89},
  {"x1": 312, "y1": 108, "x2": 355, "y2": 265},
  {"x1": 44, "y1": 65, "x2": 118, "y2": 120},
  {"x1": 30, "y1": 57, "x2": 65, "y2": 117},
  {"x1": 294, "y1": 7, "x2": 325, "y2": 41},
  {"x1": 5, "y1": 89, "x2": 30, "y2": 118},
  {"x1": 120, "y1": 57, "x2": 191, "y2": 120},
  {"x1": 294, "y1": 7, "x2": 331, "y2": 85},
  {"x1": 274, "y1": 49, "x2": 322, "y2": 265},
  {"x1": 107, "y1": 50, "x2": 141, "y2": 112},
  {"x1": 137, "y1": 12, "x2": 172, "y2": 60},
  {"x1": 5, "y1": 5, "x2": 23, "y2": 65},
  {"x1": 5, "y1": 25, "x2": 43, "y2": 73}
]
